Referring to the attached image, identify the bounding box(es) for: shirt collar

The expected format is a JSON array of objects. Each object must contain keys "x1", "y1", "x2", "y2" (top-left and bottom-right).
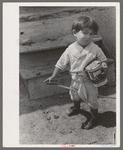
[{"x1": 71, "y1": 42, "x2": 93, "y2": 58}]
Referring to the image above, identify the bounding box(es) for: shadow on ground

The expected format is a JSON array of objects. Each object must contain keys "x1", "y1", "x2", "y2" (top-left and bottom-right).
[
  {"x1": 98, "y1": 84, "x2": 116, "y2": 96},
  {"x1": 79, "y1": 109, "x2": 116, "y2": 129}
]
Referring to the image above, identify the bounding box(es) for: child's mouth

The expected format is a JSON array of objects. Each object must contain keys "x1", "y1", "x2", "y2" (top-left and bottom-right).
[{"x1": 82, "y1": 40, "x2": 90, "y2": 45}]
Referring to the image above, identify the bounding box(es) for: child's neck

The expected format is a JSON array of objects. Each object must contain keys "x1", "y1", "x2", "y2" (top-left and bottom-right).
[
  {"x1": 81, "y1": 44, "x2": 87, "y2": 49},
  {"x1": 75, "y1": 41, "x2": 89, "y2": 49}
]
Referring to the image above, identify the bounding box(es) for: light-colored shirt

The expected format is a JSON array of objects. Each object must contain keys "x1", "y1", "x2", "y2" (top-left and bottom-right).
[{"x1": 55, "y1": 42, "x2": 107, "y2": 75}]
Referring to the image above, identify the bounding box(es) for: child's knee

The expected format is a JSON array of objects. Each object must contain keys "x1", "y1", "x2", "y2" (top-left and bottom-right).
[
  {"x1": 70, "y1": 91, "x2": 80, "y2": 101},
  {"x1": 89, "y1": 101, "x2": 99, "y2": 109}
]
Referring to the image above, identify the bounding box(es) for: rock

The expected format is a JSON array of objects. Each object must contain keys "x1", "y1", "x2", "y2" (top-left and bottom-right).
[
  {"x1": 54, "y1": 115, "x2": 59, "y2": 119},
  {"x1": 69, "y1": 130, "x2": 72, "y2": 133},
  {"x1": 46, "y1": 109, "x2": 50, "y2": 114},
  {"x1": 20, "y1": 32, "x2": 24, "y2": 35},
  {"x1": 20, "y1": 38, "x2": 34, "y2": 46},
  {"x1": 36, "y1": 72, "x2": 41, "y2": 75},
  {"x1": 47, "y1": 116, "x2": 51, "y2": 120}
]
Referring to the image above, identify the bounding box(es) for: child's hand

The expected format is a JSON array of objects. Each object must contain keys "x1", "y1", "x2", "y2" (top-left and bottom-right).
[
  {"x1": 43, "y1": 76, "x2": 57, "y2": 85},
  {"x1": 101, "y1": 62, "x2": 108, "y2": 74},
  {"x1": 43, "y1": 77, "x2": 53, "y2": 84},
  {"x1": 43, "y1": 67, "x2": 61, "y2": 84},
  {"x1": 102, "y1": 62, "x2": 108, "y2": 68}
]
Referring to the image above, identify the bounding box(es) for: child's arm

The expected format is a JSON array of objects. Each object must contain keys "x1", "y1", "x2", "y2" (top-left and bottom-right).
[
  {"x1": 96, "y1": 46, "x2": 108, "y2": 67},
  {"x1": 44, "y1": 48, "x2": 69, "y2": 84},
  {"x1": 44, "y1": 67, "x2": 62, "y2": 84},
  {"x1": 96, "y1": 47, "x2": 108, "y2": 72}
]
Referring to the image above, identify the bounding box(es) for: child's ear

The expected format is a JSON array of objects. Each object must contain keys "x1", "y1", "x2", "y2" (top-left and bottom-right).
[{"x1": 72, "y1": 29, "x2": 76, "y2": 36}]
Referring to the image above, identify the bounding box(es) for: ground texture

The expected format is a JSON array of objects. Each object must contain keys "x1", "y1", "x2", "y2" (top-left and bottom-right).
[{"x1": 20, "y1": 78, "x2": 116, "y2": 145}]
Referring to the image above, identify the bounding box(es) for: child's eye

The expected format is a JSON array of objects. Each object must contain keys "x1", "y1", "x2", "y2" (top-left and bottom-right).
[
  {"x1": 82, "y1": 31, "x2": 94, "y2": 35},
  {"x1": 83, "y1": 32, "x2": 88, "y2": 34}
]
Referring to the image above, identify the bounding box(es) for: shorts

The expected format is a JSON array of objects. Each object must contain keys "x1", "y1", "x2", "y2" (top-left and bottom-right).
[{"x1": 69, "y1": 74, "x2": 99, "y2": 109}]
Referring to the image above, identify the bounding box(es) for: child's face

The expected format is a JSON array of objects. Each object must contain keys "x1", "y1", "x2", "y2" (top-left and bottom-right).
[{"x1": 73, "y1": 28, "x2": 94, "y2": 46}]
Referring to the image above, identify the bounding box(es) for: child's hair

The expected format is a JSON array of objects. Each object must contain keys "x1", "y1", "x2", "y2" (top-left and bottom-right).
[{"x1": 71, "y1": 15, "x2": 99, "y2": 34}]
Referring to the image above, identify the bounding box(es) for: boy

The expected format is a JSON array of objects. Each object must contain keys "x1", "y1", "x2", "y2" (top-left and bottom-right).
[{"x1": 44, "y1": 15, "x2": 107, "y2": 129}]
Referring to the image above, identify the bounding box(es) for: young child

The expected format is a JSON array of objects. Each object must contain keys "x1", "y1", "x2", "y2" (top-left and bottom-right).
[{"x1": 44, "y1": 15, "x2": 107, "y2": 129}]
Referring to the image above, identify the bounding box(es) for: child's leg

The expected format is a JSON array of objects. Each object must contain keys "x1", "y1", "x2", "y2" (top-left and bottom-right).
[
  {"x1": 67, "y1": 100, "x2": 81, "y2": 116},
  {"x1": 82, "y1": 107, "x2": 98, "y2": 129},
  {"x1": 83, "y1": 108, "x2": 99, "y2": 130},
  {"x1": 67, "y1": 79, "x2": 81, "y2": 116},
  {"x1": 84, "y1": 79, "x2": 99, "y2": 109},
  {"x1": 81, "y1": 79, "x2": 99, "y2": 129}
]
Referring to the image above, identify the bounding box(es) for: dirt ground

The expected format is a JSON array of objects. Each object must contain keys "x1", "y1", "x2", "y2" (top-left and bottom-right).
[
  {"x1": 19, "y1": 77, "x2": 116, "y2": 145},
  {"x1": 19, "y1": 7, "x2": 116, "y2": 146}
]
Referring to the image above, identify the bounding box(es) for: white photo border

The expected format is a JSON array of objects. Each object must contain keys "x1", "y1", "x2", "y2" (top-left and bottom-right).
[{"x1": 3, "y1": 2, "x2": 120, "y2": 147}]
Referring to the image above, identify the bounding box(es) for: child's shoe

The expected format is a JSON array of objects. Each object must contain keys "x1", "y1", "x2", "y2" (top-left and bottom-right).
[
  {"x1": 67, "y1": 101, "x2": 80, "y2": 116},
  {"x1": 81, "y1": 108, "x2": 98, "y2": 130}
]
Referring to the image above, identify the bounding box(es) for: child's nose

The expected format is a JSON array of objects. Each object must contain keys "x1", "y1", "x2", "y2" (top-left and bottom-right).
[
  {"x1": 85, "y1": 34, "x2": 90, "y2": 38},
  {"x1": 86, "y1": 33, "x2": 92, "y2": 38}
]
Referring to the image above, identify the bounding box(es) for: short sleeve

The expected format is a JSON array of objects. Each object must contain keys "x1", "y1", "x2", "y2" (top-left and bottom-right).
[
  {"x1": 55, "y1": 48, "x2": 69, "y2": 70},
  {"x1": 96, "y1": 47, "x2": 107, "y2": 62}
]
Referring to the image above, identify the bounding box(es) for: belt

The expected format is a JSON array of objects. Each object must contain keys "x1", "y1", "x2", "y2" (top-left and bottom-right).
[
  {"x1": 70, "y1": 72, "x2": 84, "y2": 76},
  {"x1": 70, "y1": 72, "x2": 88, "y2": 81}
]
